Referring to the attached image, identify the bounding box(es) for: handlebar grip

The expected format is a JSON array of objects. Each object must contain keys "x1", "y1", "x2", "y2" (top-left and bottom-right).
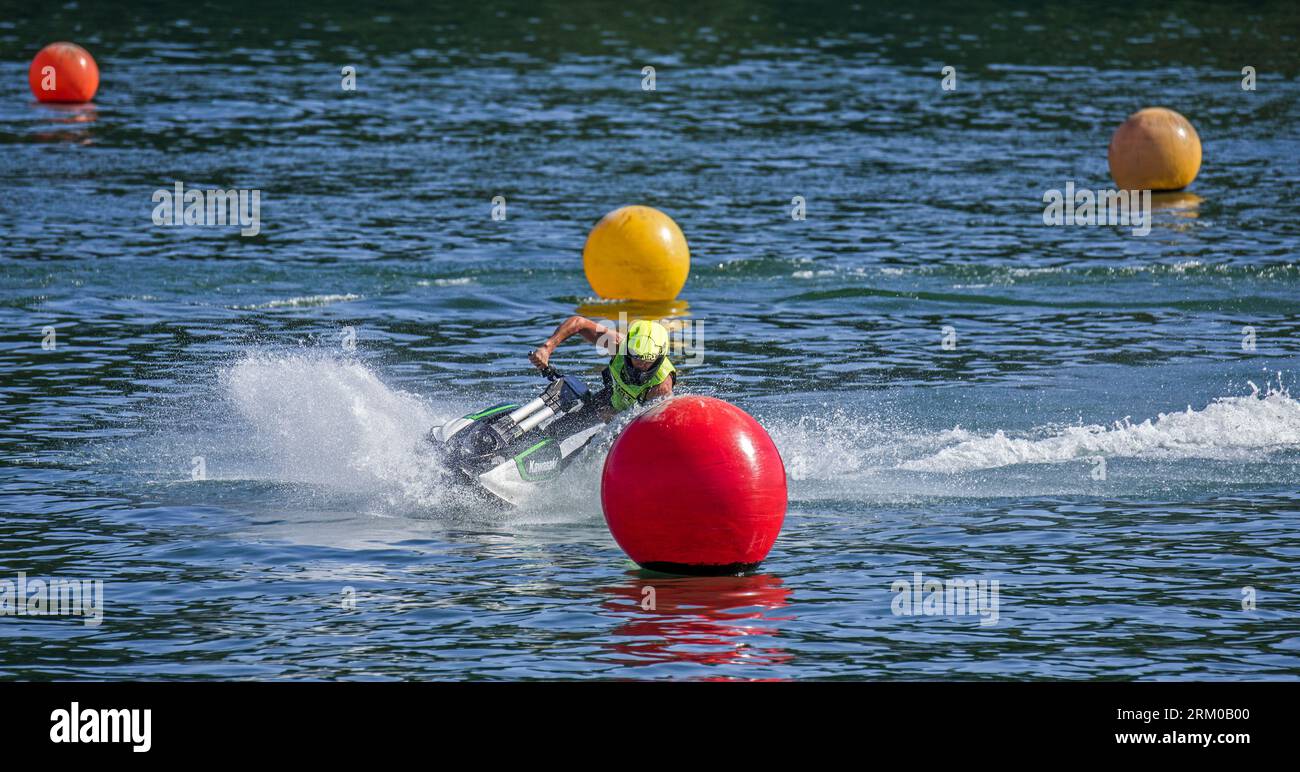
[{"x1": 530, "y1": 350, "x2": 564, "y2": 380}]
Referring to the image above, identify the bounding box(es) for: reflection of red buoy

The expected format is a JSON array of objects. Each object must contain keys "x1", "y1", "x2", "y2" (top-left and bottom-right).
[
  {"x1": 29, "y1": 42, "x2": 100, "y2": 103},
  {"x1": 601, "y1": 396, "x2": 787, "y2": 575},
  {"x1": 597, "y1": 574, "x2": 793, "y2": 670}
]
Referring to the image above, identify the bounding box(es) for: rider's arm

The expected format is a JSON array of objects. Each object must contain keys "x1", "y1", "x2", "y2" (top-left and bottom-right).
[
  {"x1": 642, "y1": 375, "x2": 674, "y2": 402},
  {"x1": 531, "y1": 316, "x2": 620, "y2": 368}
]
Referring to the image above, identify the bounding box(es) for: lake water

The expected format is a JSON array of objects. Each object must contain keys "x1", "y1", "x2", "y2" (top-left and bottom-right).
[{"x1": 2, "y1": 1, "x2": 1298, "y2": 679}]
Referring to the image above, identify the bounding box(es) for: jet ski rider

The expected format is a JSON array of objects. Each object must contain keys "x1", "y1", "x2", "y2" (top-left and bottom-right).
[{"x1": 529, "y1": 316, "x2": 677, "y2": 424}]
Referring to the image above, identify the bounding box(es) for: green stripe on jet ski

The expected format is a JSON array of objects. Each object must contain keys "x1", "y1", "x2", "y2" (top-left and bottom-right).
[{"x1": 465, "y1": 404, "x2": 517, "y2": 421}]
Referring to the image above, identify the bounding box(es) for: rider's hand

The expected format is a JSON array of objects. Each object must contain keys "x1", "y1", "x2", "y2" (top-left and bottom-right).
[{"x1": 529, "y1": 347, "x2": 551, "y2": 371}]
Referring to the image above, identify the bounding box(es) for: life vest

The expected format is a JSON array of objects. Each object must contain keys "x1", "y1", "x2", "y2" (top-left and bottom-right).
[{"x1": 603, "y1": 354, "x2": 676, "y2": 412}]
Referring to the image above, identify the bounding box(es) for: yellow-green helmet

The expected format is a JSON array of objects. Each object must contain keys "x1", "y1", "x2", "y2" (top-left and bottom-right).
[{"x1": 625, "y1": 319, "x2": 669, "y2": 362}]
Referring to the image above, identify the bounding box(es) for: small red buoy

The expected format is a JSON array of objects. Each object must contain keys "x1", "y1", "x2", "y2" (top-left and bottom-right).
[
  {"x1": 29, "y1": 42, "x2": 100, "y2": 103},
  {"x1": 601, "y1": 396, "x2": 787, "y2": 575}
]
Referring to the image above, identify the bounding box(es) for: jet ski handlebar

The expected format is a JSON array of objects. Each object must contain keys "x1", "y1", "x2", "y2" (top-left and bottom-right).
[{"x1": 531, "y1": 355, "x2": 592, "y2": 407}]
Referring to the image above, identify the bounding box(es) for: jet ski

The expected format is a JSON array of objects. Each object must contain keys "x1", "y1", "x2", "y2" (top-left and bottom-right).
[{"x1": 426, "y1": 365, "x2": 606, "y2": 507}]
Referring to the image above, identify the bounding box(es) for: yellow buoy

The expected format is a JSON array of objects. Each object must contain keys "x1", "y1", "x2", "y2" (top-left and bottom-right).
[
  {"x1": 1107, "y1": 107, "x2": 1202, "y2": 191},
  {"x1": 582, "y1": 206, "x2": 690, "y2": 301}
]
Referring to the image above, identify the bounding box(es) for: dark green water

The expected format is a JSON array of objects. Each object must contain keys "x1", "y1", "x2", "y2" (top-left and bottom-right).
[{"x1": 1, "y1": 1, "x2": 1299, "y2": 679}]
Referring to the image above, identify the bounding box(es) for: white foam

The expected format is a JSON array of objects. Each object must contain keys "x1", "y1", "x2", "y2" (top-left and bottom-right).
[
  {"x1": 766, "y1": 407, "x2": 894, "y2": 480},
  {"x1": 220, "y1": 352, "x2": 453, "y2": 502},
  {"x1": 196, "y1": 354, "x2": 1300, "y2": 512},
  {"x1": 426, "y1": 277, "x2": 474, "y2": 286},
  {"x1": 233, "y1": 294, "x2": 361, "y2": 310},
  {"x1": 901, "y1": 384, "x2": 1300, "y2": 474},
  {"x1": 215, "y1": 350, "x2": 605, "y2": 517}
]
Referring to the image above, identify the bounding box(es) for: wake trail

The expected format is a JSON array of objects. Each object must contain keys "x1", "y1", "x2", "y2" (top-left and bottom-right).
[{"x1": 900, "y1": 382, "x2": 1300, "y2": 474}]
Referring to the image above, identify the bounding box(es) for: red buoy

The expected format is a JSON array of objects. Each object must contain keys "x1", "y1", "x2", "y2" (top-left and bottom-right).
[
  {"x1": 601, "y1": 396, "x2": 787, "y2": 575},
  {"x1": 29, "y1": 42, "x2": 99, "y2": 103}
]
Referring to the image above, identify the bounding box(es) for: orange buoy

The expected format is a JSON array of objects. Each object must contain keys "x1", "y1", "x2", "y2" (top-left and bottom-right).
[
  {"x1": 29, "y1": 42, "x2": 100, "y2": 103},
  {"x1": 600, "y1": 396, "x2": 787, "y2": 575},
  {"x1": 1107, "y1": 107, "x2": 1201, "y2": 191}
]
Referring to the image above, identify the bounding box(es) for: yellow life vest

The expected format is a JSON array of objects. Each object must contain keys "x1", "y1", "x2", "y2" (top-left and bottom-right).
[{"x1": 605, "y1": 354, "x2": 676, "y2": 412}]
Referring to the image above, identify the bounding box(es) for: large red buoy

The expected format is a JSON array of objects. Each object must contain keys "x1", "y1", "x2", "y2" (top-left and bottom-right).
[
  {"x1": 29, "y1": 42, "x2": 100, "y2": 103},
  {"x1": 601, "y1": 396, "x2": 787, "y2": 575}
]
